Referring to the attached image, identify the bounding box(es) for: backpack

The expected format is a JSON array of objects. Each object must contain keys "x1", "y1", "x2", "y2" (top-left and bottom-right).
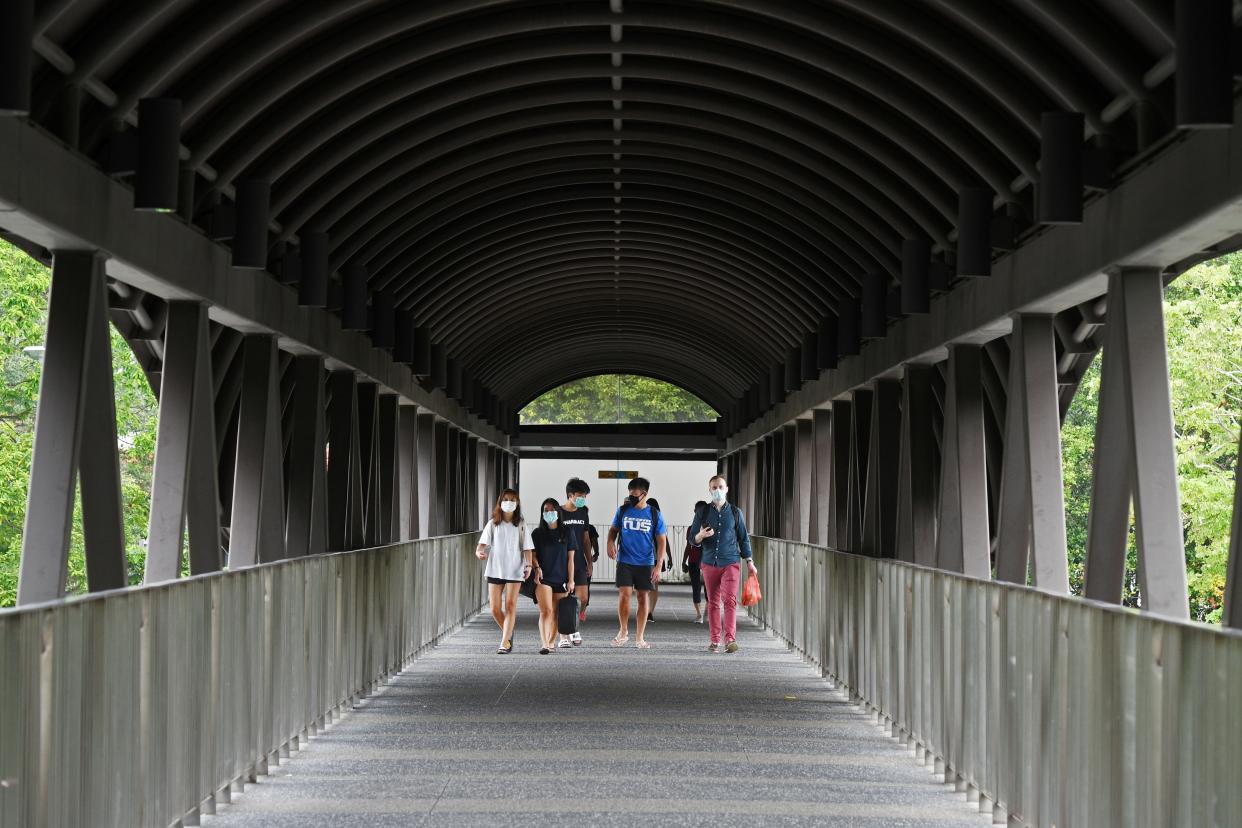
[{"x1": 694, "y1": 502, "x2": 745, "y2": 549}]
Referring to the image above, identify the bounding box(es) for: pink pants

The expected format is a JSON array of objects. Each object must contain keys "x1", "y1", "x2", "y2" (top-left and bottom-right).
[{"x1": 702, "y1": 562, "x2": 741, "y2": 644}]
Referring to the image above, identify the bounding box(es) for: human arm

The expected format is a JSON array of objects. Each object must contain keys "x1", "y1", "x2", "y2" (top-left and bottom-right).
[
  {"x1": 651, "y1": 533, "x2": 667, "y2": 584},
  {"x1": 607, "y1": 526, "x2": 619, "y2": 560},
  {"x1": 475, "y1": 522, "x2": 492, "y2": 559},
  {"x1": 566, "y1": 546, "x2": 575, "y2": 592},
  {"x1": 693, "y1": 509, "x2": 715, "y2": 543},
  {"x1": 736, "y1": 509, "x2": 757, "y2": 574}
]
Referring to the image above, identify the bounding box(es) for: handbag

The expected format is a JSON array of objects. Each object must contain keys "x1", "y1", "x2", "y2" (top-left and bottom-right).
[{"x1": 557, "y1": 593, "x2": 580, "y2": 634}]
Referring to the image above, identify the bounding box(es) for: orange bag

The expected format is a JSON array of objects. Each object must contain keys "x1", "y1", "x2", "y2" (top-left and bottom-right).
[{"x1": 741, "y1": 572, "x2": 762, "y2": 607}]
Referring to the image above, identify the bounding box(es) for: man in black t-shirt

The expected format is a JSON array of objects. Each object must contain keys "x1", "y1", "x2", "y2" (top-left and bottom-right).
[{"x1": 559, "y1": 477, "x2": 594, "y2": 645}]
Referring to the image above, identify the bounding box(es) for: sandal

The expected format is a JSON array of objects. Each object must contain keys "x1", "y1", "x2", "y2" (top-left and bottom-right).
[
  {"x1": 610, "y1": 635, "x2": 629, "y2": 647},
  {"x1": 539, "y1": 647, "x2": 550, "y2": 655},
  {"x1": 636, "y1": 641, "x2": 652, "y2": 649},
  {"x1": 498, "y1": 640, "x2": 513, "y2": 654}
]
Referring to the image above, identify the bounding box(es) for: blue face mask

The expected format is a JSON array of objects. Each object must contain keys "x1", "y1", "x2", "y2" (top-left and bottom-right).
[
  {"x1": 543, "y1": 511, "x2": 559, "y2": 525},
  {"x1": 574, "y1": 496, "x2": 587, "y2": 508},
  {"x1": 711, "y1": 488, "x2": 727, "y2": 502}
]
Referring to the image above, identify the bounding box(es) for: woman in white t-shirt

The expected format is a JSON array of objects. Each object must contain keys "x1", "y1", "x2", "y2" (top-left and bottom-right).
[{"x1": 476, "y1": 488, "x2": 535, "y2": 654}]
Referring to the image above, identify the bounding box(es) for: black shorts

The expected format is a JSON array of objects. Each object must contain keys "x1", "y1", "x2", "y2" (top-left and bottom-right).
[
  {"x1": 486, "y1": 577, "x2": 523, "y2": 585},
  {"x1": 539, "y1": 582, "x2": 568, "y2": 595},
  {"x1": 615, "y1": 562, "x2": 654, "y2": 591}
]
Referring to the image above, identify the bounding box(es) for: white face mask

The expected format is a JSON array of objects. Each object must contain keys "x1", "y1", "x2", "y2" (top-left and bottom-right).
[
  {"x1": 711, "y1": 487, "x2": 728, "y2": 502},
  {"x1": 500, "y1": 500, "x2": 517, "y2": 514}
]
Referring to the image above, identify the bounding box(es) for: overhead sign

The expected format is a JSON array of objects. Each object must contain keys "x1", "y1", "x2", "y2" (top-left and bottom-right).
[{"x1": 598, "y1": 470, "x2": 639, "y2": 479}]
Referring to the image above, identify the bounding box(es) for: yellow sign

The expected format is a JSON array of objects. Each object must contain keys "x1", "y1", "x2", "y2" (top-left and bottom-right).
[{"x1": 598, "y1": 470, "x2": 639, "y2": 479}]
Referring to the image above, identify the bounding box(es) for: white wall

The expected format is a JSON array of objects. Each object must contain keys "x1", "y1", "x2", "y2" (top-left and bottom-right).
[{"x1": 517, "y1": 457, "x2": 719, "y2": 525}]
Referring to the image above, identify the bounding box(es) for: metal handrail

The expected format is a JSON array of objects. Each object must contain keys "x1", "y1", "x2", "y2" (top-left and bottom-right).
[
  {"x1": 0, "y1": 534, "x2": 483, "y2": 828},
  {"x1": 747, "y1": 536, "x2": 1242, "y2": 828}
]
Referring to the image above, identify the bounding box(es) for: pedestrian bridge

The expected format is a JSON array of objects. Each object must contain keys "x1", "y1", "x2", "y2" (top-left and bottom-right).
[{"x1": 3, "y1": 1, "x2": 1242, "y2": 826}]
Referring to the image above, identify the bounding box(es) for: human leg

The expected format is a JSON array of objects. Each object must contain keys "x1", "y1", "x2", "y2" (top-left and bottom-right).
[
  {"x1": 701, "y1": 564, "x2": 726, "y2": 646},
  {"x1": 488, "y1": 583, "x2": 505, "y2": 630},
  {"x1": 614, "y1": 585, "x2": 632, "y2": 644},
  {"x1": 719, "y1": 563, "x2": 742, "y2": 646},
  {"x1": 634, "y1": 589, "x2": 651, "y2": 646},
  {"x1": 689, "y1": 564, "x2": 704, "y2": 620},
  {"x1": 536, "y1": 585, "x2": 555, "y2": 651},
  {"x1": 502, "y1": 583, "x2": 521, "y2": 645}
]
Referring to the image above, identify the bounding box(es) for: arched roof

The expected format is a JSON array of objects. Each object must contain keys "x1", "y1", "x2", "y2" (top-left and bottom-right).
[{"x1": 22, "y1": 0, "x2": 1186, "y2": 427}]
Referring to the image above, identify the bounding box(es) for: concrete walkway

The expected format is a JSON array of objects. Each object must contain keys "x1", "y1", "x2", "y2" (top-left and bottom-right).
[{"x1": 204, "y1": 586, "x2": 991, "y2": 827}]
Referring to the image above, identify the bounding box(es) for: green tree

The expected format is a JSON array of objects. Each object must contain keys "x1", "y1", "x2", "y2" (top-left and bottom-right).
[{"x1": 521, "y1": 375, "x2": 717, "y2": 424}]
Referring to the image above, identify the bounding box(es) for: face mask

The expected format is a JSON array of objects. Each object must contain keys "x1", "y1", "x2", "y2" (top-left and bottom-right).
[
  {"x1": 500, "y1": 501, "x2": 517, "y2": 514},
  {"x1": 711, "y1": 488, "x2": 728, "y2": 502},
  {"x1": 574, "y1": 497, "x2": 587, "y2": 508},
  {"x1": 543, "y1": 511, "x2": 558, "y2": 525},
  {"x1": 625, "y1": 494, "x2": 640, "y2": 507}
]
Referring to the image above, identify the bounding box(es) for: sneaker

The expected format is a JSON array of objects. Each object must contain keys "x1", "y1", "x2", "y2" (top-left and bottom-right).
[
  {"x1": 648, "y1": 614, "x2": 655, "y2": 622},
  {"x1": 570, "y1": 632, "x2": 582, "y2": 645},
  {"x1": 725, "y1": 640, "x2": 739, "y2": 653},
  {"x1": 694, "y1": 616, "x2": 703, "y2": 624},
  {"x1": 708, "y1": 643, "x2": 720, "y2": 653},
  {"x1": 579, "y1": 610, "x2": 587, "y2": 622},
  {"x1": 557, "y1": 638, "x2": 573, "y2": 648}
]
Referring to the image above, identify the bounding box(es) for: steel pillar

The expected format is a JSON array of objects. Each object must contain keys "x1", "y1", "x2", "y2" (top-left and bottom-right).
[
  {"x1": 810, "y1": 409, "x2": 832, "y2": 546},
  {"x1": 896, "y1": 364, "x2": 938, "y2": 566},
  {"x1": 862, "y1": 379, "x2": 901, "y2": 558},
  {"x1": 18, "y1": 251, "x2": 126, "y2": 603},
  {"x1": 1084, "y1": 268, "x2": 1189, "y2": 619},
  {"x1": 795, "y1": 419, "x2": 814, "y2": 542},
  {"x1": 326, "y1": 370, "x2": 361, "y2": 551},
  {"x1": 995, "y1": 316, "x2": 1070, "y2": 592},
  {"x1": 397, "y1": 404, "x2": 419, "y2": 540},
  {"x1": 376, "y1": 394, "x2": 400, "y2": 544},
  {"x1": 146, "y1": 302, "x2": 222, "y2": 580},
  {"x1": 782, "y1": 424, "x2": 797, "y2": 541},
  {"x1": 284, "y1": 355, "x2": 326, "y2": 558},
  {"x1": 830, "y1": 398, "x2": 852, "y2": 549},
  {"x1": 228, "y1": 335, "x2": 285, "y2": 567},
  {"x1": 936, "y1": 344, "x2": 991, "y2": 578},
  {"x1": 845, "y1": 389, "x2": 872, "y2": 553},
  {"x1": 432, "y1": 420, "x2": 449, "y2": 536},
  {"x1": 415, "y1": 412, "x2": 435, "y2": 538}
]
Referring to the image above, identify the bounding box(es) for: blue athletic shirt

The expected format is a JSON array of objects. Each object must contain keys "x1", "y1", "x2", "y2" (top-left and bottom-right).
[{"x1": 611, "y1": 504, "x2": 667, "y2": 566}]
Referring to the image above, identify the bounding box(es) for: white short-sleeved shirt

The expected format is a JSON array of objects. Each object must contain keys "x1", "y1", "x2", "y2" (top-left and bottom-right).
[{"x1": 478, "y1": 519, "x2": 534, "y2": 581}]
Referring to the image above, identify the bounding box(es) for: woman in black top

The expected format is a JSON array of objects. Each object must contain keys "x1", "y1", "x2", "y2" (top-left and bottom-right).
[
  {"x1": 532, "y1": 497, "x2": 576, "y2": 654},
  {"x1": 686, "y1": 500, "x2": 708, "y2": 623}
]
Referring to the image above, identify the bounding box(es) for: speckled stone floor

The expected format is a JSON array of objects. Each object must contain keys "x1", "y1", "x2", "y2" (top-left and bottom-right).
[{"x1": 203, "y1": 586, "x2": 992, "y2": 827}]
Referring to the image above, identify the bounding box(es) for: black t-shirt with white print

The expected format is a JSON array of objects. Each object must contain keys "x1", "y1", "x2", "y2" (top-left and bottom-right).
[{"x1": 559, "y1": 505, "x2": 591, "y2": 568}]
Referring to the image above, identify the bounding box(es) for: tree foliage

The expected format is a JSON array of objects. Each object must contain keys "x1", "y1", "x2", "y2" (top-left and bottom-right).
[
  {"x1": 521, "y1": 374, "x2": 717, "y2": 424},
  {"x1": 0, "y1": 240, "x2": 157, "y2": 607}
]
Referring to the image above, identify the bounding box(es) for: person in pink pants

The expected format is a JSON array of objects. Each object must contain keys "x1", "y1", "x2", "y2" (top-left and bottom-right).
[{"x1": 689, "y1": 474, "x2": 757, "y2": 653}]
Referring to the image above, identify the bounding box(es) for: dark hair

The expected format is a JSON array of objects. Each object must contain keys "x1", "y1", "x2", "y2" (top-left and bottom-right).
[
  {"x1": 694, "y1": 500, "x2": 708, "y2": 511},
  {"x1": 565, "y1": 477, "x2": 591, "y2": 496},
  {"x1": 646, "y1": 497, "x2": 660, "y2": 510},
  {"x1": 628, "y1": 477, "x2": 650, "y2": 493},
  {"x1": 490, "y1": 488, "x2": 523, "y2": 526},
  {"x1": 533, "y1": 497, "x2": 567, "y2": 544},
  {"x1": 539, "y1": 497, "x2": 560, "y2": 516}
]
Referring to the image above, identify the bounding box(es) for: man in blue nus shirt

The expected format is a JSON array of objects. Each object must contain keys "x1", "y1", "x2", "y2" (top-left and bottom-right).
[{"x1": 606, "y1": 477, "x2": 666, "y2": 649}]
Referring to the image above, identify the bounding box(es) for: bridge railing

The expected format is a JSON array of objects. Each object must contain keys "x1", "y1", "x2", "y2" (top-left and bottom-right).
[
  {"x1": 587, "y1": 524, "x2": 692, "y2": 584},
  {"x1": 0, "y1": 534, "x2": 482, "y2": 828},
  {"x1": 748, "y1": 536, "x2": 1242, "y2": 828}
]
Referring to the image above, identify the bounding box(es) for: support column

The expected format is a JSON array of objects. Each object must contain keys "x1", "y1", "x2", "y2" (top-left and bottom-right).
[
  {"x1": 18, "y1": 251, "x2": 126, "y2": 603},
  {"x1": 740, "y1": 444, "x2": 755, "y2": 526},
  {"x1": 147, "y1": 302, "x2": 222, "y2": 579},
  {"x1": 830, "y1": 398, "x2": 852, "y2": 549},
  {"x1": 782, "y1": 424, "x2": 797, "y2": 541},
  {"x1": 845, "y1": 390, "x2": 873, "y2": 553},
  {"x1": 326, "y1": 371, "x2": 360, "y2": 551},
  {"x1": 810, "y1": 409, "x2": 832, "y2": 546},
  {"x1": 1084, "y1": 268, "x2": 1189, "y2": 619},
  {"x1": 474, "y1": 438, "x2": 487, "y2": 527},
  {"x1": 795, "y1": 419, "x2": 814, "y2": 542},
  {"x1": 936, "y1": 344, "x2": 991, "y2": 578},
  {"x1": 398, "y1": 404, "x2": 419, "y2": 540},
  {"x1": 896, "y1": 365, "x2": 939, "y2": 566},
  {"x1": 995, "y1": 316, "x2": 1070, "y2": 592},
  {"x1": 284, "y1": 355, "x2": 326, "y2": 558},
  {"x1": 356, "y1": 382, "x2": 381, "y2": 547},
  {"x1": 861, "y1": 379, "x2": 901, "y2": 558},
  {"x1": 432, "y1": 420, "x2": 449, "y2": 535},
  {"x1": 376, "y1": 394, "x2": 399, "y2": 544},
  {"x1": 228, "y1": 335, "x2": 286, "y2": 567},
  {"x1": 416, "y1": 412, "x2": 435, "y2": 538}
]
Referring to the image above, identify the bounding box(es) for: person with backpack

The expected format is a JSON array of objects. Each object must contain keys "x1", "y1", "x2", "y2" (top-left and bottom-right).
[
  {"x1": 689, "y1": 474, "x2": 756, "y2": 653},
  {"x1": 531, "y1": 497, "x2": 577, "y2": 654},
  {"x1": 559, "y1": 477, "x2": 593, "y2": 644},
  {"x1": 644, "y1": 498, "x2": 674, "y2": 622},
  {"x1": 606, "y1": 477, "x2": 666, "y2": 649},
  {"x1": 476, "y1": 489, "x2": 535, "y2": 654},
  {"x1": 684, "y1": 500, "x2": 708, "y2": 623}
]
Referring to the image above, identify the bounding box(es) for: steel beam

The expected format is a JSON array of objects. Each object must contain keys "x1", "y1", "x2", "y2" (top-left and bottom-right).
[
  {"x1": 861, "y1": 379, "x2": 901, "y2": 558},
  {"x1": 810, "y1": 409, "x2": 832, "y2": 545},
  {"x1": 795, "y1": 419, "x2": 813, "y2": 542},
  {"x1": 147, "y1": 302, "x2": 221, "y2": 581},
  {"x1": 397, "y1": 404, "x2": 419, "y2": 540},
  {"x1": 326, "y1": 371, "x2": 356, "y2": 551},
  {"x1": 285, "y1": 355, "x2": 327, "y2": 558},
  {"x1": 377, "y1": 394, "x2": 400, "y2": 544},
  {"x1": 228, "y1": 335, "x2": 285, "y2": 567},
  {"x1": 18, "y1": 251, "x2": 125, "y2": 603},
  {"x1": 995, "y1": 315, "x2": 1070, "y2": 592},
  {"x1": 896, "y1": 364, "x2": 938, "y2": 566},
  {"x1": 936, "y1": 344, "x2": 990, "y2": 578},
  {"x1": 416, "y1": 412, "x2": 435, "y2": 538},
  {"x1": 830, "y1": 398, "x2": 852, "y2": 549}
]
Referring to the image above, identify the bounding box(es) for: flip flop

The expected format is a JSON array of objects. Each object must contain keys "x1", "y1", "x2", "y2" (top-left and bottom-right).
[
  {"x1": 635, "y1": 641, "x2": 652, "y2": 649},
  {"x1": 610, "y1": 635, "x2": 628, "y2": 647}
]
